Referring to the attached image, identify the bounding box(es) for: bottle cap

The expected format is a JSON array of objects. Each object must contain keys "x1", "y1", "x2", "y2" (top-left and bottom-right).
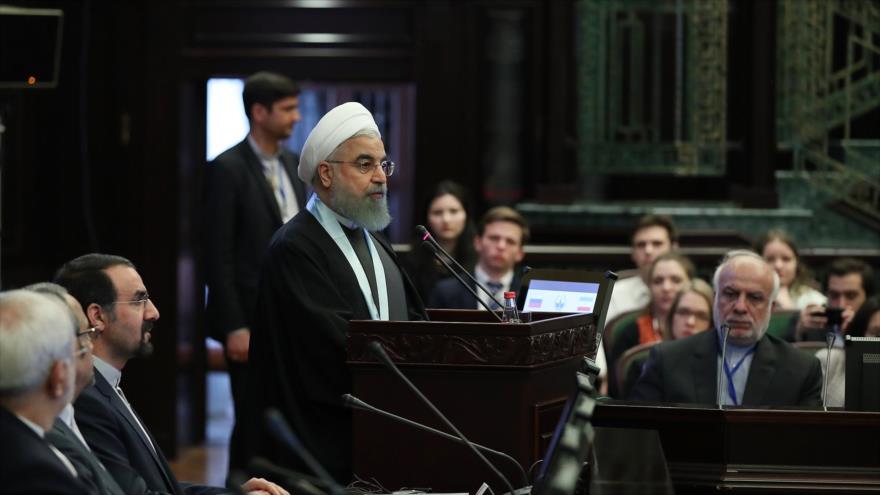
[{"x1": 504, "y1": 291, "x2": 516, "y2": 298}]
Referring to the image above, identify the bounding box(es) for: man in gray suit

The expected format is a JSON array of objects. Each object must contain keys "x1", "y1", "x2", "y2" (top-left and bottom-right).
[{"x1": 629, "y1": 250, "x2": 822, "y2": 407}]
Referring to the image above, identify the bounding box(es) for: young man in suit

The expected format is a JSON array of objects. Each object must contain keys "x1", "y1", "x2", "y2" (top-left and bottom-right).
[
  {"x1": 55, "y1": 254, "x2": 288, "y2": 495},
  {"x1": 629, "y1": 250, "x2": 823, "y2": 407},
  {"x1": 202, "y1": 71, "x2": 307, "y2": 473},
  {"x1": 429, "y1": 206, "x2": 529, "y2": 310},
  {"x1": 0, "y1": 289, "x2": 90, "y2": 495}
]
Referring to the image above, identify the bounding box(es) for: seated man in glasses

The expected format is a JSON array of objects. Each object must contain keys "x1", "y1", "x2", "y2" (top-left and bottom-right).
[
  {"x1": 0, "y1": 289, "x2": 90, "y2": 494},
  {"x1": 25, "y1": 282, "x2": 125, "y2": 495},
  {"x1": 55, "y1": 254, "x2": 288, "y2": 495},
  {"x1": 241, "y1": 102, "x2": 428, "y2": 485}
]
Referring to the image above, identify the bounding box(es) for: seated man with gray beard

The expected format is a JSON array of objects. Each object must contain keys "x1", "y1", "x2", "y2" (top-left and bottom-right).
[
  {"x1": 629, "y1": 250, "x2": 822, "y2": 407},
  {"x1": 242, "y1": 102, "x2": 428, "y2": 484}
]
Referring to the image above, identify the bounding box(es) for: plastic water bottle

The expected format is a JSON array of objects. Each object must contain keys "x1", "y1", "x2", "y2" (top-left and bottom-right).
[{"x1": 501, "y1": 291, "x2": 521, "y2": 323}]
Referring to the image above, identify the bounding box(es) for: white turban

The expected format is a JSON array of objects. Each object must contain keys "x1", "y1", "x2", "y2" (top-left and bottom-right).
[{"x1": 297, "y1": 102, "x2": 381, "y2": 182}]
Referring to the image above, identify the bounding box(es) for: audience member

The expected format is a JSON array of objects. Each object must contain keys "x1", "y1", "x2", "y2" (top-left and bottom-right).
[
  {"x1": 815, "y1": 295, "x2": 880, "y2": 407},
  {"x1": 607, "y1": 252, "x2": 694, "y2": 397},
  {"x1": 202, "y1": 71, "x2": 307, "y2": 475},
  {"x1": 664, "y1": 278, "x2": 715, "y2": 341},
  {"x1": 618, "y1": 278, "x2": 714, "y2": 398},
  {"x1": 404, "y1": 180, "x2": 478, "y2": 300},
  {"x1": 629, "y1": 250, "x2": 822, "y2": 407},
  {"x1": 429, "y1": 206, "x2": 529, "y2": 309},
  {"x1": 25, "y1": 282, "x2": 126, "y2": 495},
  {"x1": 55, "y1": 254, "x2": 288, "y2": 495},
  {"x1": 794, "y1": 257, "x2": 875, "y2": 341},
  {"x1": 0, "y1": 289, "x2": 90, "y2": 495},
  {"x1": 755, "y1": 229, "x2": 825, "y2": 310},
  {"x1": 605, "y1": 214, "x2": 679, "y2": 323}
]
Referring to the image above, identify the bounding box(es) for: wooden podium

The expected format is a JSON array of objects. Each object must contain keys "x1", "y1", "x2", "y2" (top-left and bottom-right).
[{"x1": 347, "y1": 309, "x2": 599, "y2": 492}]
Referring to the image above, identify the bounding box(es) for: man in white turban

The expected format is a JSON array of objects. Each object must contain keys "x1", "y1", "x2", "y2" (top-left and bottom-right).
[{"x1": 242, "y1": 102, "x2": 428, "y2": 484}]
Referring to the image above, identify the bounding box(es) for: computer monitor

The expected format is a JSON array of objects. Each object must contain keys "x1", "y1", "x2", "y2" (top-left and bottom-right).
[
  {"x1": 0, "y1": 6, "x2": 63, "y2": 89},
  {"x1": 518, "y1": 269, "x2": 616, "y2": 336},
  {"x1": 844, "y1": 335, "x2": 880, "y2": 412}
]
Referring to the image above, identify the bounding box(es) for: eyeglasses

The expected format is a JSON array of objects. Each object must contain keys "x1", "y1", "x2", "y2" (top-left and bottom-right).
[
  {"x1": 111, "y1": 294, "x2": 151, "y2": 308},
  {"x1": 326, "y1": 159, "x2": 395, "y2": 177},
  {"x1": 76, "y1": 326, "x2": 101, "y2": 343}
]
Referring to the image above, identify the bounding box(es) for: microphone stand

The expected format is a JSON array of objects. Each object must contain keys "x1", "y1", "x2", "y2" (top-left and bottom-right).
[
  {"x1": 342, "y1": 394, "x2": 529, "y2": 487},
  {"x1": 716, "y1": 324, "x2": 730, "y2": 410},
  {"x1": 417, "y1": 225, "x2": 505, "y2": 310},
  {"x1": 421, "y1": 241, "x2": 503, "y2": 321},
  {"x1": 822, "y1": 325, "x2": 838, "y2": 411},
  {"x1": 369, "y1": 341, "x2": 518, "y2": 495}
]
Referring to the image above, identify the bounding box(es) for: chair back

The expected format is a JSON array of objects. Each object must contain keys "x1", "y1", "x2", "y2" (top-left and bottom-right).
[
  {"x1": 766, "y1": 310, "x2": 799, "y2": 339},
  {"x1": 616, "y1": 341, "x2": 659, "y2": 399}
]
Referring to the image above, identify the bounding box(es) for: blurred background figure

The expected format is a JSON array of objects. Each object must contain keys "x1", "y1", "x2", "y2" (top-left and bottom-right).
[
  {"x1": 405, "y1": 180, "x2": 477, "y2": 301},
  {"x1": 815, "y1": 295, "x2": 880, "y2": 407},
  {"x1": 665, "y1": 279, "x2": 715, "y2": 341},
  {"x1": 607, "y1": 252, "x2": 695, "y2": 397},
  {"x1": 755, "y1": 229, "x2": 825, "y2": 311},
  {"x1": 618, "y1": 278, "x2": 714, "y2": 398}
]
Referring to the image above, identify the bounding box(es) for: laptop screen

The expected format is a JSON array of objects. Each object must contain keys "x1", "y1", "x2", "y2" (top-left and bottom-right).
[{"x1": 523, "y1": 279, "x2": 601, "y2": 313}]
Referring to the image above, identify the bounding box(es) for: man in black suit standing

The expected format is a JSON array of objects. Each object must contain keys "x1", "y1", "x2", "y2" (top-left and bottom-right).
[
  {"x1": 629, "y1": 250, "x2": 823, "y2": 407},
  {"x1": 55, "y1": 254, "x2": 288, "y2": 495},
  {"x1": 0, "y1": 289, "x2": 90, "y2": 495},
  {"x1": 202, "y1": 71, "x2": 307, "y2": 473},
  {"x1": 429, "y1": 206, "x2": 529, "y2": 309}
]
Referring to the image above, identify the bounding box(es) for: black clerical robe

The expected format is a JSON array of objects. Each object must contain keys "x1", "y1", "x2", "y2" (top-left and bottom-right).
[{"x1": 243, "y1": 209, "x2": 426, "y2": 484}]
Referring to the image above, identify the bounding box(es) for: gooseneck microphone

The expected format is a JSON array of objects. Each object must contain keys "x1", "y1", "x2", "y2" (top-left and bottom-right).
[
  {"x1": 416, "y1": 225, "x2": 505, "y2": 320},
  {"x1": 368, "y1": 341, "x2": 518, "y2": 495},
  {"x1": 342, "y1": 393, "x2": 528, "y2": 487},
  {"x1": 716, "y1": 323, "x2": 731, "y2": 409},
  {"x1": 264, "y1": 408, "x2": 346, "y2": 495},
  {"x1": 822, "y1": 331, "x2": 837, "y2": 411}
]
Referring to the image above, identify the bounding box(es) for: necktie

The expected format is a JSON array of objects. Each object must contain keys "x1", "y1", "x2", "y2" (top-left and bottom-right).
[
  {"x1": 115, "y1": 384, "x2": 157, "y2": 454},
  {"x1": 487, "y1": 281, "x2": 503, "y2": 310}
]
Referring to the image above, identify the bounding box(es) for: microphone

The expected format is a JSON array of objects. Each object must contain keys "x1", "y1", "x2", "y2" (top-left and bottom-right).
[
  {"x1": 716, "y1": 323, "x2": 731, "y2": 409},
  {"x1": 248, "y1": 457, "x2": 328, "y2": 495},
  {"x1": 342, "y1": 393, "x2": 529, "y2": 487},
  {"x1": 822, "y1": 331, "x2": 837, "y2": 411},
  {"x1": 368, "y1": 341, "x2": 519, "y2": 495},
  {"x1": 416, "y1": 225, "x2": 505, "y2": 319},
  {"x1": 264, "y1": 408, "x2": 345, "y2": 495}
]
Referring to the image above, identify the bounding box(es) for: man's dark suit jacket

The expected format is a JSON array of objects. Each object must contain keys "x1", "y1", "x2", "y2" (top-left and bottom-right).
[
  {"x1": 203, "y1": 138, "x2": 307, "y2": 341},
  {"x1": 75, "y1": 371, "x2": 227, "y2": 495},
  {"x1": 48, "y1": 417, "x2": 126, "y2": 495},
  {"x1": 428, "y1": 271, "x2": 522, "y2": 309},
  {"x1": 0, "y1": 407, "x2": 91, "y2": 495},
  {"x1": 628, "y1": 329, "x2": 823, "y2": 407}
]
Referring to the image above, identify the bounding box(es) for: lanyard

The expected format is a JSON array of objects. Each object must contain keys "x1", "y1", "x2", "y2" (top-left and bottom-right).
[
  {"x1": 722, "y1": 346, "x2": 755, "y2": 406},
  {"x1": 307, "y1": 194, "x2": 389, "y2": 320}
]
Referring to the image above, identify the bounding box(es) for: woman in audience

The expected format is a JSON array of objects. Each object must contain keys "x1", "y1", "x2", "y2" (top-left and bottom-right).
[
  {"x1": 405, "y1": 180, "x2": 477, "y2": 301},
  {"x1": 756, "y1": 229, "x2": 825, "y2": 310},
  {"x1": 620, "y1": 278, "x2": 714, "y2": 397},
  {"x1": 816, "y1": 295, "x2": 880, "y2": 407},
  {"x1": 608, "y1": 251, "x2": 695, "y2": 397},
  {"x1": 664, "y1": 278, "x2": 715, "y2": 341}
]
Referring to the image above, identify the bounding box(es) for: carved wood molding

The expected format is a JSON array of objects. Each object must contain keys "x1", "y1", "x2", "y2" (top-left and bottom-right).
[{"x1": 348, "y1": 322, "x2": 596, "y2": 367}]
